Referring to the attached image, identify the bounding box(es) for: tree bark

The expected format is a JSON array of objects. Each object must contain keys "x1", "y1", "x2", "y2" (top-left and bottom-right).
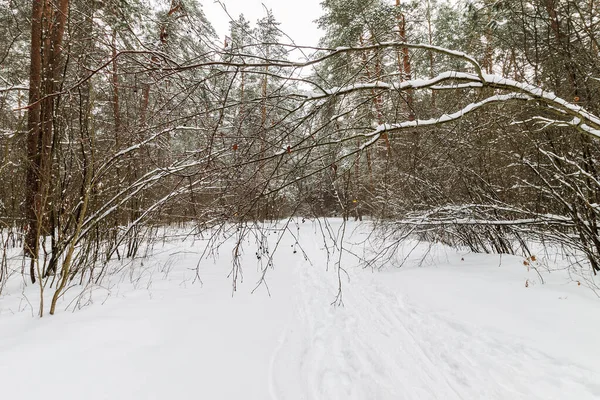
[
  {"x1": 24, "y1": 0, "x2": 69, "y2": 283},
  {"x1": 396, "y1": 0, "x2": 414, "y2": 120},
  {"x1": 24, "y1": 0, "x2": 44, "y2": 283}
]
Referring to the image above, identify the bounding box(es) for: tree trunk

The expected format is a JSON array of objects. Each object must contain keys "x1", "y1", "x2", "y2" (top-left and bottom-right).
[
  {"x1": 24, "y1": 0, "x2": 44, "y2": 283},
  {"x1": 396, "y1": 0, "x2": 414, "y2": 121},
  {"x1": 24, "y1": 0, "x2": 69, "y2": 283}
]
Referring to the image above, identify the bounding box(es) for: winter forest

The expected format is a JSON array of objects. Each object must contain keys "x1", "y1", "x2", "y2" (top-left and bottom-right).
[{"x1": 1, "y1": 0, "x2": 600, "y2": 398}]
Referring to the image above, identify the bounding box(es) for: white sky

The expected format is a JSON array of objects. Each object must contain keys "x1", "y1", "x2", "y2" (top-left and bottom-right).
[{"x1": 201, "y1": 0, "x2": 325, "y2": 47}]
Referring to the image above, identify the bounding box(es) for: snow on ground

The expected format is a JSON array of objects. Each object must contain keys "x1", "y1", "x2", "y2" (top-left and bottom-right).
[{"x1": 1, "y1": 219, "x2": 599, "y2": 399}]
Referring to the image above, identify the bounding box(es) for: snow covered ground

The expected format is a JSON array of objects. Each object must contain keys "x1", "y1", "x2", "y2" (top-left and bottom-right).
[{"x1": 1, "y1": 219, "x2": 599, "y2": 399}]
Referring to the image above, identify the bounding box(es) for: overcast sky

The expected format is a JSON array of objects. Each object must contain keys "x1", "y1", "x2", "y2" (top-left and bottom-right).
[{"x1": 201, "y1": 0, "x2": 325, "y2": 47}]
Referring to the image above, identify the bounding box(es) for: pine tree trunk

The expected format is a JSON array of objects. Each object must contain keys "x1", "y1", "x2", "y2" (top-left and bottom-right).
[
  {"x1": 24, "y1": 0, "x2": 69, "y2": 283},
  {"x1": 24, "y1": 0, "x2": 44, "y2": 283},
  {"x1": 396, "y1": 0, "x2": 414, "y2": 120}
]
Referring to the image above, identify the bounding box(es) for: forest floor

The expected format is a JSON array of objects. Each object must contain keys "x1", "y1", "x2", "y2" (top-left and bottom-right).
[{"x1": 1, "y1": 219, "x2": 599, "y2": 399}]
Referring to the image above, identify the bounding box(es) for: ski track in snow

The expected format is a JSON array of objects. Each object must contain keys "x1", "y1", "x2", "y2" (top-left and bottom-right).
[
  {"x1": 2, "y1": 221, "x2": 600, "y2": 399},
  {"x1": 269, "y1": 236, "x2": 600, "y2": 400}
]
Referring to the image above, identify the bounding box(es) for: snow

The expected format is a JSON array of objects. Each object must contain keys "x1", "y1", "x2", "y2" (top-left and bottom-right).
[
  {"x1": 305, "y1": 71, "x2": 483, "y2": 100},
  {"x1": 0, "y1": 86, "x2": 28, "y2": 92},
  {"x1": 301, "y1": 45, "x2": 600, "y2": 139},
  {"x1": 365, "y1": 93, "x2": 530, "y2": 136},
  {"x1": 1, "y1": 219, "x2": 600, "y2": 399}
]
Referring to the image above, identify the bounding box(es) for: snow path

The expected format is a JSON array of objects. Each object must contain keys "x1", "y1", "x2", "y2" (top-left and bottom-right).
[
  {"x1": 272, "y1": 264, "x2": 600, "y2": 399},
  {"x1": 1, "y1": 220, "x2": 600, "y2": 399},
  {"x1": 270, "y1": 230, "x2": 600, "y2": 400}
]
